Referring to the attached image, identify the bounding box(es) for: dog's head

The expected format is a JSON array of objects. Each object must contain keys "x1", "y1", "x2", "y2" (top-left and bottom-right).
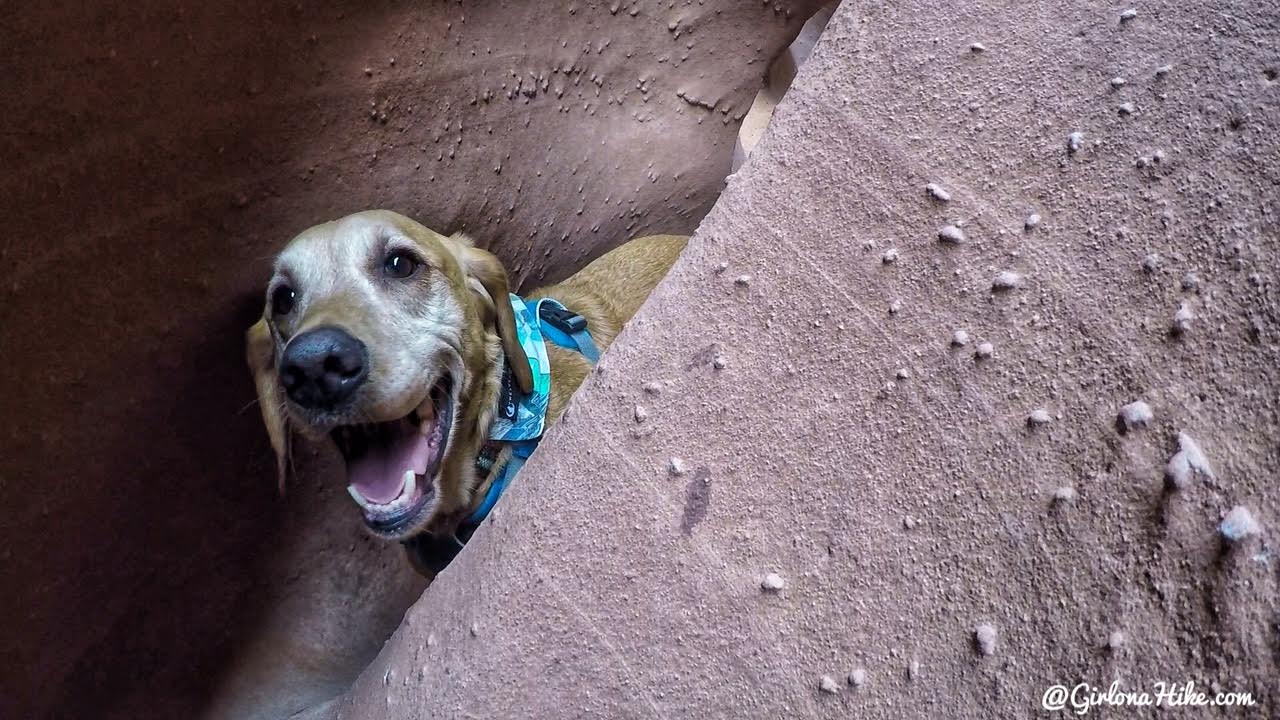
[{"x1": 246, "y1": 210, "x2": 532, "y2": 541}]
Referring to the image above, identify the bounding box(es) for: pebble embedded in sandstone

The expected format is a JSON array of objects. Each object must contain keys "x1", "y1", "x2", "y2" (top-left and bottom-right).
[
  {"x1": 882, "y1": 248, "x2": 899, "y2": 263},
  {"x1": 1155, "y1": 64, "x2": 1173, "y2": 77},
  {"x1": 1171, "y1": 302, "x2": 1194, "y2": 335},
  {"x1": 1053, "y1": 486, "x2": 1077, "y2": 503},
  {"x1": 734, "y1": 274, "x2": 752, "y2": 286},
  {"x1": 761, "y1": 573, "x2": 786, "y2": 592},
  {"x1": 642, "y1": 381, "x2": 662, "y2": 395},
  {"x1": 974, "y1": 624, "x2": 998, "y2": 656},
  {"x1": 470, "y1": 622, "x2": 480, "y2": 637},
  {"x1": 1028, "y1": 409, "x2": 1053, "y2": 427},
  {"x1": 975, "y1": 342, "x2": 994, "y2": 359},
  {"x1": 1024, "y1": 213, "x2": 1041, "y2": 231},
  {"x1": 1248, "y1": 316, "x2": 1264, "y2": 343},
  {"x1": 1118, "y1": 401, "x2": 1153, "y2": 431},
  {"x1": 848, "y1": 668, "x2": 868, "y2": 688},
  {"x1": 992, "y1": 271, "x2": 1023, "y2": 291},
  {"x1": 1110, "y1": 76, "x2": 1128, "y2": 89},
  {"x1": 889, "y1": 300, "x2": 903, "y2": 315},
  {"x1": 1120, "y1": 8, "x2": 1138, "y2": 22},
  {"x1": 907, "y1": 659, "x2": 920, "y2": 681},
  {"x1": 969, "y1": 42, "x2": 987, "y2": 53},
  {"x1": 895, "y1": 368, "x2": 911, "y2": 380},
  {"x1": 938, "y1": 224, "x2": 966, "y2": 244},
  {"x1": 951, "y1": 330, "x2": 970, "y2": 347},
  {"x1": 819, "y1": 675, "x2": 841, "y2": 694},
  {"x1": 926, "y1": 183, "x2": 952, "y2": 202},
  {"x1": 1067, "y1": 131, "x2": 1085, "y2": 155},
  {"x1": 669, "y1": 457, "x2": 687, "y2": 476},
  {"x1": 1165, "y1": 431, "x2": 1215, "y2": 489},
  {"x1": 1119, "y1": 102, "x2": 1136, "y2": 116},
  {"x1": 634, "y1": 405, "x2": 648, "y2": 423},
  {"x1": 1219, "y1": 506, "x2": 1261, "y2": 542},
  {"x1": 1180, "y1": 272, "x2": 1200, "y2": 292},
  {"x1": 712, "y1": 355, "x2": 727, "y2": 370},
  {"x1": 1106, "y1": 630, "x2": 1127, "y2": 652}
]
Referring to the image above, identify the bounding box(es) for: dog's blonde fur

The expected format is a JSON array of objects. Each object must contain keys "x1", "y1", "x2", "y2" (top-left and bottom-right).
[{"x1": 248, "y1": 210, "x2": 686, "y2": 567}]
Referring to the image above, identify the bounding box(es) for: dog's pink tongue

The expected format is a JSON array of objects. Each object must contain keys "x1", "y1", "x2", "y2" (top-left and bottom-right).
[{"x1": 347, "y1": 419, "x2": 436, "y2": 504}]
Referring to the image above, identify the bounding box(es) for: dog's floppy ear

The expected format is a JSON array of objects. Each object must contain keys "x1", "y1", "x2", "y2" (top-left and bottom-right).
[
  {"x1": 458, "y1": 245, "x2": 533, "y2": 394},
  {"x1": 246, "y1": 318, "x2": 289, "y2": 491}
]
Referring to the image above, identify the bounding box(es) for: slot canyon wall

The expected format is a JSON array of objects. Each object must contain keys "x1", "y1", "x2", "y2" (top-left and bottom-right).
[
  {"x1": 0, "y1": 2, "x2": 825, "y2": 718},
  {"x1": 2, "y1": 0, "x2": 1277, "y2": 718},
  {"x1": 330, "y1": 0, "x2": 1279, "y2": 718}
]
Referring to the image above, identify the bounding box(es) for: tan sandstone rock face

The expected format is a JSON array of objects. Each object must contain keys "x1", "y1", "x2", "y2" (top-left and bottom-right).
[
  {"x1": 0, "y1": 2, "x2": 823, "y2": 718},
  {"x1": 329, "y1": 0, "x2": 1278, "y2": 718}
]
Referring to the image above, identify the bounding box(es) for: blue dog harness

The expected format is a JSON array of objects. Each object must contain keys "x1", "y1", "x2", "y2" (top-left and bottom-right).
[{"x1": 403, "y1": 295, "x2": 598, "y2": 575}]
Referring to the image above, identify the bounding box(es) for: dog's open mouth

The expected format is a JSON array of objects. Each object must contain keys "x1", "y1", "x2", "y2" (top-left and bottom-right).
[{"x1": 333, "y1": 374, "x2": 454, "y2": 535}]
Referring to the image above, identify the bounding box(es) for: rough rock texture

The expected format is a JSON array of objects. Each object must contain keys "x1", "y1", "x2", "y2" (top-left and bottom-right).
[
  {"x1": 330, "y1": 0, "x2": 1279, "y2": 717},
  {"x1": 0, "y1": 2, "x2": 822, "y2": 718}
]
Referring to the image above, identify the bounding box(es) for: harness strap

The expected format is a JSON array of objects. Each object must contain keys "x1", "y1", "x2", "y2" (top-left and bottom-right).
[
  {"x1": 465, "y1": 438, "x2": 538, "y2": 525},
  {"x1": 536, "y1": 300, "x2": 601, "y2": 363},
  {"x1": 403, "y1": 298, "x2": 597, "y2": 575}
]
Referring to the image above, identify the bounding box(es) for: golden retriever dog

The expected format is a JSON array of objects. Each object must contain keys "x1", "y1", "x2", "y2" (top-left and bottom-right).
[{"x1": 247, "y1": 209, "x2": 686, "y2": 574}]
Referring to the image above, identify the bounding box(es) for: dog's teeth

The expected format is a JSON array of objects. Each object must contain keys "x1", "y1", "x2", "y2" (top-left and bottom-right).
[
  {"x1": 347, "y1": 472, "x2": 421, "y2": 518},
  {"x1": 385, "y1": 472, "x2": 417, "y2": 512},
  {"x1": 398, "y1": 471, "x2": 417, "y2": 506},
  {"x1": 347, "y1": 485, "x2": 373, "y2": 511}
]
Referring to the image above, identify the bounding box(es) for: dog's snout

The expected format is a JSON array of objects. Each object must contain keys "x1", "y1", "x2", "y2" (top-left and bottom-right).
[{"x1": 280, "y1": 327, "x2": 369, "y2": 409}]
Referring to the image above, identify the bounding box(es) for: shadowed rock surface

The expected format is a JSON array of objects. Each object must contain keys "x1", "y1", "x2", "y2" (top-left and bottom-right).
[{"x1": 0, "y1": 2, "x2": 823, "y2": 718}]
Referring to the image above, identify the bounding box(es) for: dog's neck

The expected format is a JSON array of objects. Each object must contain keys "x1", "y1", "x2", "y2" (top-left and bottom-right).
[
  {"x1": 404, "y1": 350, "x2": 510, "y2": 576},
  {"x1": 406, "y1": 297, "x2": 599, "y2": 577}
]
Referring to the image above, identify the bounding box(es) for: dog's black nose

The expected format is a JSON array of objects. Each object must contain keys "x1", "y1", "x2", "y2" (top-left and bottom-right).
[{"x1": 280, "y1": 327, "x2": 369, "y2": 409}]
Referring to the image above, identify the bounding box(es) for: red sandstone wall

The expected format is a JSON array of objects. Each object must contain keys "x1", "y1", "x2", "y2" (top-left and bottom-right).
[
  {"x1": 329, "y1": 0, "x2": 1279, "y2": 717},
  {"x1": 0, "y1": 3, "x2": 823, "y2": 717}
]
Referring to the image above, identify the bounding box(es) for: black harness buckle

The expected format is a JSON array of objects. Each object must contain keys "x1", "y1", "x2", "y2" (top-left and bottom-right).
[{"x1": 538, "y1": 303, "x2": 588, "y2": 334}]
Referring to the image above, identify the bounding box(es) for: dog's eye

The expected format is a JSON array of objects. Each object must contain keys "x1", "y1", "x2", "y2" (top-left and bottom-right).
[
  {"x1": 383, "y1": 251, "x2": 419, "y2": 279},
  {"x1": 271, "y1": 285, "x2": 296, "y2": 316}
]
